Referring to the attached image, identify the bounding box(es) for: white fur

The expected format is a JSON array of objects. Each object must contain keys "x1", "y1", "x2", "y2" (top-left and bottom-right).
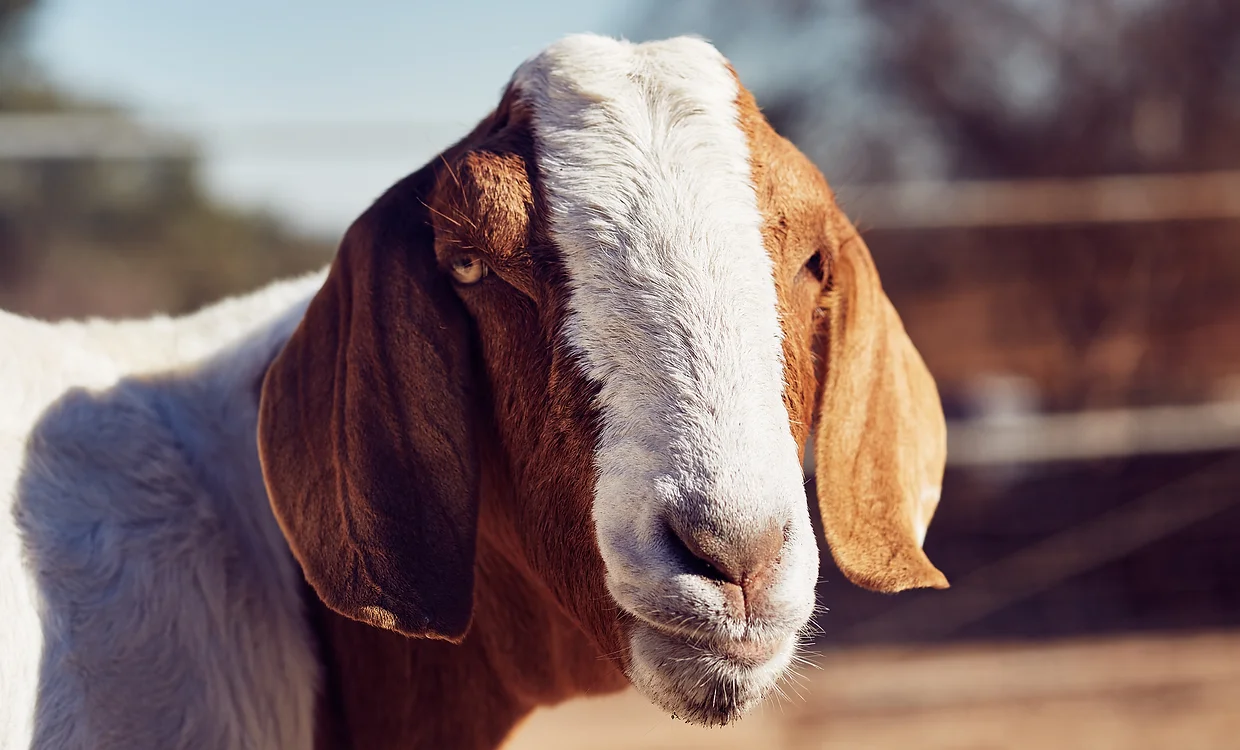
[
  {"x1": 0, "y1": 271, "x2": 326, "y2": 749},
  {"x1": 513, "y1": 35, "x2": 819, "y2": 723}
]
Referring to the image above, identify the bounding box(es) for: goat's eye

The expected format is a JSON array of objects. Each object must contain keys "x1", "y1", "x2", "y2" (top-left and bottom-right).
[
  {"x1": 449, "y1": 254, "x2": 488, "y2": 285},
  {"x1": 802, "y1": 251, "x2": 825, "y2": 283}
]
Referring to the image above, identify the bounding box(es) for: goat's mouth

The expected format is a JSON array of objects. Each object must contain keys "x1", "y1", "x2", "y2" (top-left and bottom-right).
[{"x1": 624, "y1": 620, "x2": 797, "y2": 726}]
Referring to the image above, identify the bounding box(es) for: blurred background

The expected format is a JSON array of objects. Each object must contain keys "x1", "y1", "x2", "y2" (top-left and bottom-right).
[{"x1": 4, "y1": 0, "x2": 1239, "y2": 747}]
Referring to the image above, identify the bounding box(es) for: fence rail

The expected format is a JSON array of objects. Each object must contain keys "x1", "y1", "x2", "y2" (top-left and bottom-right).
[
  {"x1": 946, "y1": 400, "x2": 1240, "y2": 466},
  {"x1": 803, "y1": 401, "x2": 1240, "y2": 473},
  {"x1": 838, "y1": 170, "x2": 1240, "y2": 229}
]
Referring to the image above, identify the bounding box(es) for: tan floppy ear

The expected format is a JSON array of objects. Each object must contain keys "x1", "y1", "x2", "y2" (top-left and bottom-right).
[
  {"x1": 257, "y1": 164, "x2": 481, "y2": 641},
  {"x1": 814, "y1": 217, "x2": 949, "y2": 593}
]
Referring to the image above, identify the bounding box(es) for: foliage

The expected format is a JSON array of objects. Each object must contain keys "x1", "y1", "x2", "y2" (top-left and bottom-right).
[{"x1": 0, "y1": 0, "x2": 331, "y2": 319}]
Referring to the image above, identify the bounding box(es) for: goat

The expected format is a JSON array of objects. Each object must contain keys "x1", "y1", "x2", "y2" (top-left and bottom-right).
[{"x1": 0, "y1": 34, "x2": 947, "y2": 750}]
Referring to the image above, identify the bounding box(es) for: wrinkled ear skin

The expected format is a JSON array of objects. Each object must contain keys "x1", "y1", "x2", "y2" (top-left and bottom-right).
[
  {"x1": 814, "y1": 218, "x2": 950, "y2": 593},
  {"x1": 257, "y1": 165, "x2": 482, "y2": 641}
]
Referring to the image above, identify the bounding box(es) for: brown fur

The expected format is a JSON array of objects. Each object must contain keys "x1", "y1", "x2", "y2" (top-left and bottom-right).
[
  {"x1": 734, "y1": 81, "x2": 949, "y2": 593},
  {"x1": 258, "y1": 74, "x2": 946, "y2": 750}
]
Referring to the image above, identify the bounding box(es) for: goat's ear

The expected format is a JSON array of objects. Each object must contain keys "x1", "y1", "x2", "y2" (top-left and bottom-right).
[
  {"x1": 257, "y1": 167, "x2": 480, "y2": 641},
  {"x1": 813, "y1": 217, "x2": 949, "y2": 593}
]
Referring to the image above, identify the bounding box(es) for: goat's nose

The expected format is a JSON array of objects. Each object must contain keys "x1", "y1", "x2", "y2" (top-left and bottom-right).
[{"x1": 666, "y1": 518, "x2": 786, "y2": 618}]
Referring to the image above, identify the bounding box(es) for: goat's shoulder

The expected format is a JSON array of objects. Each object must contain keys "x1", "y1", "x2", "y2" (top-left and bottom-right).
[{"x1": 1, "y1": 269, "x2": 327, "y2": 749}]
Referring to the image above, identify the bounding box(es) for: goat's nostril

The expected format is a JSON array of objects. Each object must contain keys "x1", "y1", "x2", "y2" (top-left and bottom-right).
[
  {"x1": 665, "y1": 520, "x2": 740, "y2": 585},
  {"x1": 664, "y1": 518, "x2": 786, "y2": 613}
]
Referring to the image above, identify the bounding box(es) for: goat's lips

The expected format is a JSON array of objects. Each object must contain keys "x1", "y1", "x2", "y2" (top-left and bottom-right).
[
  {"x1": 635, "y1": 614, "x2": 784, "y2": 667},
  {"x1": 713, "y1": 637, "x2": 782, "y2": 667}
]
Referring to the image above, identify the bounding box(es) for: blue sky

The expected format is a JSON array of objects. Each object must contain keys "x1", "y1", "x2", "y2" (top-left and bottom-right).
[{"x1": 27, "y1": 0, "x2": 642, "y2": 236}]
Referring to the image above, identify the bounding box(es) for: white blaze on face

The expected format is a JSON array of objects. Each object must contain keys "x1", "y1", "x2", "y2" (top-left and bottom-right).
[{"x1": 513, "y1": 35, "x2": 817, "y2": 646}]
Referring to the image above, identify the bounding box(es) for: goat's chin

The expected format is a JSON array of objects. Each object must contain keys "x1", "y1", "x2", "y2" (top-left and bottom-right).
[{"x1": 625, "y1": 622, "x2": 796, "y2": 727}]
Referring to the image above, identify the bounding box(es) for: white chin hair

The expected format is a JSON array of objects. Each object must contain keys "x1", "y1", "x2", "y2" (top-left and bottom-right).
[{"x1": 625, "y1": 623, "x2": 797, "y2": 727}]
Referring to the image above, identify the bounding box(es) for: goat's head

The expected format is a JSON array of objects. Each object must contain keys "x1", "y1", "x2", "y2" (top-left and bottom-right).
[{"x1": 257, "y1": 35, "x2": 947, "y2": 726}]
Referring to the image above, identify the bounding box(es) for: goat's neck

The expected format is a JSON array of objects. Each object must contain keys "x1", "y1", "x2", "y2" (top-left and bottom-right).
[{"x1": 307, "y1": 525, "x2": 627, "y2": 750}]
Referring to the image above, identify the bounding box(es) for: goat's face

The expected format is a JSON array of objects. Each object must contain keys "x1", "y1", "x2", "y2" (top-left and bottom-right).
[{"x1": 259, "y1": 35, "x2": 947, "y2": 727}]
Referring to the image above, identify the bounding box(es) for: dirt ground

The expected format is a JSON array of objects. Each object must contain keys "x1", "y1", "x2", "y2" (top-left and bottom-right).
[{"x1": 505, "y1": 630, "x2": 1240, "y2": 750}]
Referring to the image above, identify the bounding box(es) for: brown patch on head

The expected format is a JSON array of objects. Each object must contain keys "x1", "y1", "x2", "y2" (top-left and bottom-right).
[
  {"x1": 258, "y1": 83, "x2": 627, "y2": 663},
  {"x1": 731, "y1": 80, "x2": 835, "y2": 452},
  {"x1": 731, "y1": 76, "x2": 949, "y2": 594},
  {"x1": 429, "y1": 100, "x2": 625, "y2": 658}
]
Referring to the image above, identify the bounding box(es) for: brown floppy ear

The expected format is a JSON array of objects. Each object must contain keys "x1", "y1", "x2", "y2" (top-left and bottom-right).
[
  {"x1": 257, "y1": 164, "x2": 480, "y2": 641},
  {"x1": 814, "y1": 216, "x2": 949, "y2": 593}
]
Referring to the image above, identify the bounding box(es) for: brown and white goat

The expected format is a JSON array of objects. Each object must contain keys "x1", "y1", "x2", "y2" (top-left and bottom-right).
[{"x1": 0, "y1": 34, "x2": 946, "y2": 750}]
